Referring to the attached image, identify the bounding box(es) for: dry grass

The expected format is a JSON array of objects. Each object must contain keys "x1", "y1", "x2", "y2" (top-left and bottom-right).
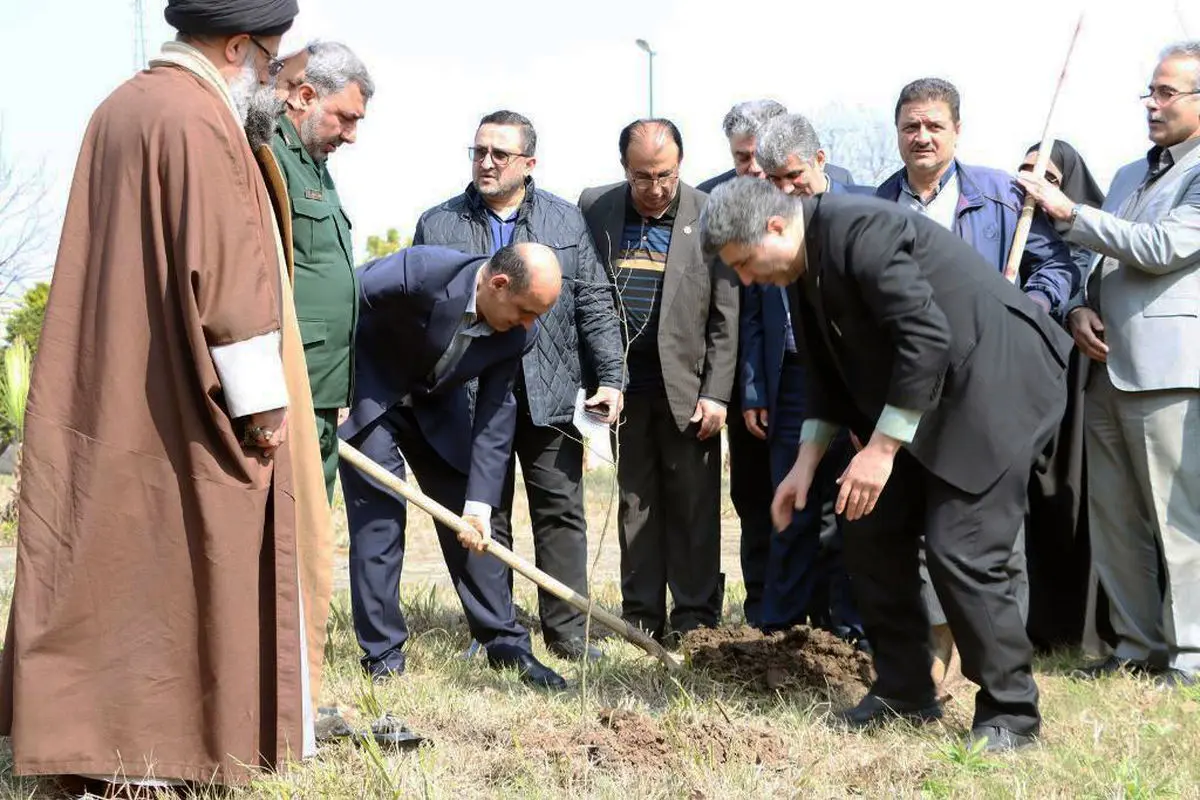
[
  {"x1": 1, "y1": 467, "x2": 1198, "y2": 798},
  {"x1": 2, "y1": 580, "x2": 1199, "y2": 798}
]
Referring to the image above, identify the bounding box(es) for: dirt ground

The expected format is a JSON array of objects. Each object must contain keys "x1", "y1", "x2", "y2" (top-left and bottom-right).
[
  {"x1": 514, "y1": 707, "x2": 788, "y2": 775},
  {"x1": 684, "y1": 624, "x2": 875, "y2": 699}
]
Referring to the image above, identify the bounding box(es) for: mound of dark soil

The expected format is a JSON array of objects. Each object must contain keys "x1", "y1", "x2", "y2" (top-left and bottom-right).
[{"x1": 684, "y1": 625, "x2": 874, "y2": 697}]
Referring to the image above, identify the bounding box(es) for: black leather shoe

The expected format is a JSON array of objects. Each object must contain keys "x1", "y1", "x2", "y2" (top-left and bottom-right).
[
  {"x1": 1070, "y1": 655, "x2": 1151, "y2": 680},
  {"x1": 547, "y1": 638, "x2": 604, "y2": 662},
  {"x1": 1153, "y1": 668, "x2": 1198, "y2": 689},
  {"x1": 364, "y1": 661, "x2": 405, "y2": 684},
  {"x1": 488, "y1": 651, "x2": 568, "y2": 691},
  {"x1": 834, "y1": 693, "x2": 943, "y2": 729},
  {"x1": 969, "y1": 725, "x2": 1037, "y2": 752}
]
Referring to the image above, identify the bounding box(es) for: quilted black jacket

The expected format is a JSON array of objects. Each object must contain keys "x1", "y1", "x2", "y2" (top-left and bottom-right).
[{"x1": 413, "y1": 179, "x2": 624, "y2": 426}]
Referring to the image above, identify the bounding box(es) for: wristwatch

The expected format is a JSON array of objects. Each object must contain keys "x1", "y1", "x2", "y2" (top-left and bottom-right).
[{"x1": 1068, "y1": 203, "x2": 1082, "y2": 227}]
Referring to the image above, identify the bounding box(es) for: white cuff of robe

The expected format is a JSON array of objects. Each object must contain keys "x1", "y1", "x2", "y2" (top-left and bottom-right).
[
  {"x1": 800, "y1": 419, "x2": 838, "y2": 449},
  {"x1": 463, "y1": 501, "x2": 492, "y2": 538},
  {"x1": 210, "y1": 330, "x2": 289, "y2": 418},
  {"x1": 875, "y1": 404, "x2": 923, "y2": 443}
]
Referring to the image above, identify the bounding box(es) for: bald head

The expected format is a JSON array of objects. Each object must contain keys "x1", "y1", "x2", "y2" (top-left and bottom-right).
[
  {"x1": 477, "y1": 242, "x2": 562, "y2": 332},
  {"x1": 619, "y1": 118, "x2": 683, "y2": 167}
]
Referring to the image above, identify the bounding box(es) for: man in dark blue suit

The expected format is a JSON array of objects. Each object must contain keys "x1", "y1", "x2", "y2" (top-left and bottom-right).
[
  {"x1": 338, "y1": 242, "x2": 567, "y2": 689},
  {"x1": 740, "y1": 113, "x2": 864, "y2": 639},
  {"x1": 697, "y1": 99, "x2": 857, "y2": 627}
]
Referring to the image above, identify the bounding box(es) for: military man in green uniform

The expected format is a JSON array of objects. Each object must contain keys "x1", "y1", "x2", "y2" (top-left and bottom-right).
[{"x1": 272, "y1": 41, "x2": 374, "y2": 500}]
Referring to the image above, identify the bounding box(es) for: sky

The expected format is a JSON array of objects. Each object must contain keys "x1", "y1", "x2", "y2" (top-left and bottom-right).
[{"x1": 1, "y1": 0, "x2": 1197, "y2": 267}]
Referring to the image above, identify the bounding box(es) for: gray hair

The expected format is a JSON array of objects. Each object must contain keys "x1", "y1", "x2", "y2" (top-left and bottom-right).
[
  {"x1": 303, "y1": 41, "x2": 375, "y2": 101},
  {"x1": 722, "y1": 99, "x2": 788, "y2": 140},
  {"x1": 700, "y1": 176, "x2": 801, "y2": 259},
  {"x1": 1160, "y1": 41, "x2": 1200, "y2": 90},
  {"x1": 755, "y1": 114, "x2": 823, "y2": 173}
]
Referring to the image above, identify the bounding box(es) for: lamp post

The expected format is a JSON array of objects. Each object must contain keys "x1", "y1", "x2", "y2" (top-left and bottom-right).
[{"x1": 635, "y1": 38, "x2": 656, "y2": 117}]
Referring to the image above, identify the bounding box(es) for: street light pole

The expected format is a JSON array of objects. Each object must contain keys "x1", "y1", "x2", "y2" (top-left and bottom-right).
[{"x1": 635, "y1": 38, "x2": 656, "y2": 117}]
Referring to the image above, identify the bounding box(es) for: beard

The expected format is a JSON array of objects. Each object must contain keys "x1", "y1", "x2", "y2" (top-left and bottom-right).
[
  {"x1": 229, "y1": 61, "x2": 284, "y2": 150},
  {"x1": 299, "y1": 105, "x2": 335, "y2": 164},
  {"x1": 475, "y1": 169, "x2": 526, "y2": 199}
]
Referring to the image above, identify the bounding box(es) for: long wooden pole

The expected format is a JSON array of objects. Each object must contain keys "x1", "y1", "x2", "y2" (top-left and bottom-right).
[
  {"x1": 337, "y1": 440, "x2": 682, "y2": 673},
  {"x1": 1002, "y1": 12, "x2": 1085, "y2": 283}
]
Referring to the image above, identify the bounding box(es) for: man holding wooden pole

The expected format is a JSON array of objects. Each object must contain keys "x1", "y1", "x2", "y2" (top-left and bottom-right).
[
  {"x1": 337, "y1": 242, "x2": 569, "y2": 690},
  {"x1": 1020, "y1": 41, "x2": 1200, "y2": 688}
]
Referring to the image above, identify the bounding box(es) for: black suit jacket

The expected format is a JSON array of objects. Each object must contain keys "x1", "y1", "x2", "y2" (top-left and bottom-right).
[
  {"x1": 793, "y1": 194, "x2": 1072, "y2": 494},
  {"x1": 342, "y1": 245, "x2": 536, "y2": 507},
  {"x1": 577, "y1": 181, "x2": 739, "y2": 430}
]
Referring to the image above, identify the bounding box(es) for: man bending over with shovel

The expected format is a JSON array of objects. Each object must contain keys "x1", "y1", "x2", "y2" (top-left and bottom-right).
[{"x1": 338, "y1": 242, "x2": 567, "y2": 690}]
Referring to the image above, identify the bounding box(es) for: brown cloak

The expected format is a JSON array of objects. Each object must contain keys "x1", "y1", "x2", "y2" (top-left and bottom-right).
[{"x1": 0, "y1": 60, "x2": 326, "y2": 785}]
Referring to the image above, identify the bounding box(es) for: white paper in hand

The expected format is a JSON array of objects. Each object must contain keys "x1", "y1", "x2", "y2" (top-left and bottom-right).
[{"x1": 573, "y1": 388, "x2": 613, "y2": 465}]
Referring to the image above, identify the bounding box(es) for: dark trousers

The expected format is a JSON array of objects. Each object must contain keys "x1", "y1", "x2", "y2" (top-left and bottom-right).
[
  {"x1": 315, "y1": 407, "x2": 340, "y2": 503},
  {"x1": 845, "y1": 442, "x2": 1048, "y2": 734},
  {"x1": 490, "y1": 390, "x2": 590, "y2": 645},
  {"x1": 726, "y1": 387, "x2": 774, "y2": 627},
  {"x1": 339, "y1": 405, "x2": 530, "y2": 673},
  {"x1": 615, "y1": 389, "x2": 723, "y2": 639},
  {"x1": 762, "y1": 355, "x2": 861, "y2": 635}
]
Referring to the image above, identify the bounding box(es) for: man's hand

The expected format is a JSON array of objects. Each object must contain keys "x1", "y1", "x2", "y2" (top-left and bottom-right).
[
  {"x1": 1016, "y1": 173, "x2": 1075, "y2": 223},
  {"x1": 337, "y1": 407, "x2": 350, "y2": 426},
  {"x1": 836, "y1": 431, "x2": 900, "y2": 521},
  {"x1": 242, "y1": 407, "x2": 288, "y2": 458},
  {"x1": 771, "y1": 447, "x2": 820, "y2": 531},
  {"x1": 458, "y1": 514, "x2": 491, "y2": 553},
  {"x1": 742, "y1": 407, "x2": 768, "y2": 440},
  {"x1": 1068, "y1": 307, "x2": 1109, "y2": 363},
  {"x1": 691, "y1": 398, "x2": 727, "y2": 441},
  {"x1": 584, "y1": 386, "x2": 624, "y2": 425}
]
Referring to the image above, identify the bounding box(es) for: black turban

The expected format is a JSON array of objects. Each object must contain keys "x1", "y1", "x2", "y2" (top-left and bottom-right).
[{"x1": 165, "y1": 0, "x2": 299, "y2": 37}]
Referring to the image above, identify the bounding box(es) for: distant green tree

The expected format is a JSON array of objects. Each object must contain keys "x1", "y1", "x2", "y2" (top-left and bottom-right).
[
  {"x1": 364, "y1": 228, "x2": 410, "y2": 262},
  {"x1": 6, "y1": 281, "x2": 49, "y2": 352}
]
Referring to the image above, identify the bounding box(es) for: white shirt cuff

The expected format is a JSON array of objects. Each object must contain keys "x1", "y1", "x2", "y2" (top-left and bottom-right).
[
  {"x1": 875, "y1": 404, "x2": 923, "y2": 443},
  {"x1": 800, "y1": 419, "x2": 838, "y2": 449},
  {"x1": 210, "y1": 330, "x2": 288, "y2": 418},
  {"x1": 463, "y1": 501, "x2": 492, "y2": 532}
]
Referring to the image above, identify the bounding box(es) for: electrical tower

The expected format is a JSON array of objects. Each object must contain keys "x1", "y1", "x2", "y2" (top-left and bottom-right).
[{"x1": 132, "y1": 0, "x2": 147, "y2": 71}]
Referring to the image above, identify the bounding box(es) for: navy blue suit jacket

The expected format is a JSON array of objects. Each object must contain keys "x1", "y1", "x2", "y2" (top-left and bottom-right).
[
  {"x1": 341, "y1": 246, "x2": 537, "y2": 507},
  {"x1": 875, "y1": 161, "x2": 1077, "y2": 320},
  {"x1": 740, "y1": 180, "x2": 858, "y2": 430}
]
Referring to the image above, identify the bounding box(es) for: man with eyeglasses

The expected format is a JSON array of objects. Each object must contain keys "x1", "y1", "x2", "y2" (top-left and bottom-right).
[
  {"x1": 1021, "y1": 41, "x2": 1200, "y2": 688},
  {"x1": 0, "y1": 0, "x2": 334, "y2": 789},
  {"x1": 578, "y1": 119, "x2": 739, "y2": 646},
  {"x1": 413, "y1": 110, "x2": 623, "y2": 662}
]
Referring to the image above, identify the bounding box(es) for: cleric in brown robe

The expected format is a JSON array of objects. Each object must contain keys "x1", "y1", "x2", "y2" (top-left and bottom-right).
[{"x1": 0, "y1": 0, "x2": 335, "y2": 789}]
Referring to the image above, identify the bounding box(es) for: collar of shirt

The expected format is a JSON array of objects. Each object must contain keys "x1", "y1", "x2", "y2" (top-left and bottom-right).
[
  {"x1": 463, "y1": 263, "x2": 495, "y2": 336},
  {"x1": 624, "y1": 184, "x2": 681, "y2": 224},
  {"x1": 1146, "y1": 136, "x2": 1200, "y2": 179},
  {"x1": 899, "y1": 160, "x2": 959, "y2": 207}
]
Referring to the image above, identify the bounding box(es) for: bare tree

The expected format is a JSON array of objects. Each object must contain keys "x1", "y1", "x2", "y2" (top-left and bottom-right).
[
  {"x1": 0, "y1": 128, "x2": 53, "y2": 311},
  {"x1": 814, "y1": 103, "x2": 904, "y2": 187}
]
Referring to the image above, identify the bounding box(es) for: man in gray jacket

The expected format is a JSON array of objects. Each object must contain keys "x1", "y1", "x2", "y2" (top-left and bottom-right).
[
  {"x1": 1021, "y1": 41, "x2": 1200, "y2": 686},
  {"x1": 414, "y1": 110, "x2": 624, "y2": 660}
]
